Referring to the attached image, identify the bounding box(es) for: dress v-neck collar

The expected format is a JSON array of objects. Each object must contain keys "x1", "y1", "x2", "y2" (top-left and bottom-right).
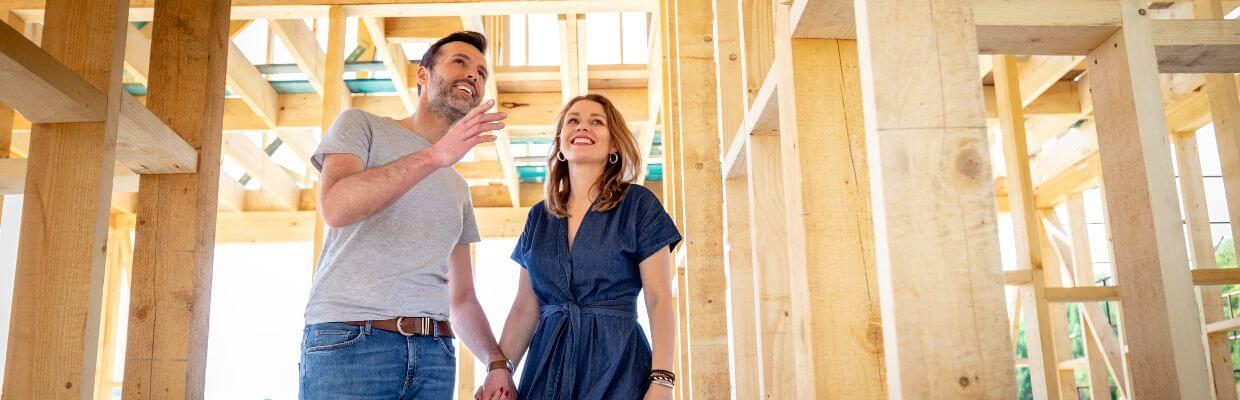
[{"x1": 563, "y1": 195, "x2": 604, "y2": 258}]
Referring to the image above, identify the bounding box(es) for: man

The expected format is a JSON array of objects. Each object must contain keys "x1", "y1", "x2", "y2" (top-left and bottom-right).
[{"x1": 300, "y1": 31, "x2": 515, "y2": 400}]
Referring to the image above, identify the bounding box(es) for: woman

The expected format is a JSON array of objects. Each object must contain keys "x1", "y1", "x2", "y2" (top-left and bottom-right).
[{"x1": 498, "y1": 94, "x2": 680, "y2": 399}]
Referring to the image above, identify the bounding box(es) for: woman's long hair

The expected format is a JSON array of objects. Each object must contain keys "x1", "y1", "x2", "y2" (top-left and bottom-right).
[{"x1": 544, "y1": 94, "x2": 642, "y2": 219}]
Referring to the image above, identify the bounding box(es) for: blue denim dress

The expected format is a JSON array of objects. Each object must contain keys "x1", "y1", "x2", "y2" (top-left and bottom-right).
[{"x1": 511, "y1": 185, "x2": 682, "y2": 400}]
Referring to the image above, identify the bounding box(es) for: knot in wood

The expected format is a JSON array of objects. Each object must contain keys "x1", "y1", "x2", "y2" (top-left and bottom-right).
[{"x1": 954, "y1": 148, "x2": 982, "y2": 178}]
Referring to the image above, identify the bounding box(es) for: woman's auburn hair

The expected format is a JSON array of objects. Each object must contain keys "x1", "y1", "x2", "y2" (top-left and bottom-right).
[{"x1": 544, "y1": 94, "x2": 642, "y2": 219}]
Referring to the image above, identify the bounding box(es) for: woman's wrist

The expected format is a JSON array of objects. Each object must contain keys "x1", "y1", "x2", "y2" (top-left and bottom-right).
[{"x1": 648, "y1": 368, "x2": 676, "y2": 389}]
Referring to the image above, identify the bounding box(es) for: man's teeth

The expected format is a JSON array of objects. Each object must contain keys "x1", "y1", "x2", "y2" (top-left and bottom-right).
[{"x1": 456, "y1": 85, "x2": 472, "y2": 94}]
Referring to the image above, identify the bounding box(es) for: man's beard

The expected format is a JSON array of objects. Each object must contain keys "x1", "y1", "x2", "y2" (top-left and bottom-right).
[{"x1": 427, "y1": 72, "x2": 479, "y2": 123}]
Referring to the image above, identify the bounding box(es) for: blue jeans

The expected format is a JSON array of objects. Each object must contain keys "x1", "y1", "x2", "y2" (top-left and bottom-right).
[{"x1": 299, "y1": 321, "x2": 456, "y2": 400}]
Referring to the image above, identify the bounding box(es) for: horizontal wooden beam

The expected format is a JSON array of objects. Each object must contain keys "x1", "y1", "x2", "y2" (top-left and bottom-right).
[
  {"x1": 983, "y1": 80, "x2": 1083, "y2": 119},
  {"x1": 1044, "y1": 286, "x2": 1120, "y2": 303},
  {"x1": 1006, "y1": 268, "x2": 1240, "y2": 288},
  {"x1": 0, "y1": 158, "x2": 137, "y2": 194},
  {"x1": 384, "y1": 16, "x2": 462, "y2": 43},
  {"x1": 1192, "y1": 268, "x2": 1240, "y2": 286},
  {"x1": 0, "y1": 20, "x2": 106, "y2": 122},
  {"x1": 1207, "y1": 318, "x2": 1240, "y2": 335},
  {"x1": 1057, "y1": 357, "x2": 1088, "y2": 371},
  {"x1": 1005, "y1": 269, "x2": 1033, "y2": 285},
  {"x1": 455, "y1": 161, "x2": 506, "y2": 182},
  {"x1": 1167, "y1": 73, "x2": 1240, "y2": 133},
  {"x1": 790, "y1": 0, "x2": 1240, "y2": 71},
  {"x1": 496, "y1": 64, "x2": 648, "y2": 92},
  {"x1": 2, "y1": 22, "x2": 197, "y2": 173},
  {"x1": 1151, "y1": 19, "x2": 1240, "y2": 73},
  {"x1": 114, "y1": 207, "x2": 532, "y2": 242},
  {"x1": 14, "y1": 88, "x2": 649, "y2": 137},
  {"x1": 116, "y1": 93, "x2": 198, "y2": 173},
  {"x1": 9, "y1": 0, "x2": 657, "y2": 22}
]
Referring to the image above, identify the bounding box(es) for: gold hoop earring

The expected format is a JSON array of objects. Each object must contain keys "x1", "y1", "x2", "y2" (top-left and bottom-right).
[
  {"x1": 556, "y1": 152, "x2": 566, "y2": 162},
  {"x1": 608, "y1": 153, "x2": 619, "y2": 164}
]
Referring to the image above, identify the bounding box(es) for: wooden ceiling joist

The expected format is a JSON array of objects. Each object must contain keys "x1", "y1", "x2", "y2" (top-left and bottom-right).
[
  {"x1": 122, "y1": 23, "x2": 151, "y2": 85},
  {"x1": 384, "y1": 16, "x2": 463, "y2": 43},
  {"x1": 226, "y1": 41, "x2": 281, "y2": 128},
  {"x1": 361, "y1": 17, "x2": 418, "y2": 115},
  {"x1": 222, "y1": 135, "x2": 302, "y2": 210},
  {"x1": 495, "y1": 64, "x2": 647, "y2": 92},
  {"x1": 10, "y1": 0, "x2": 658, "y2": 22},
  {"x1": 269, "y1": 18, "x2": 327, "y2": 97},
  {"x1": 791, "y1": 0, "x2": 1240, "y2": 71}
]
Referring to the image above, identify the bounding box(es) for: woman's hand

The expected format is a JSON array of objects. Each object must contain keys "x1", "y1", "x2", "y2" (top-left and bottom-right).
[
  {"x1": 643, "y1": 383, "x2": 673, "y2": 400},
  {"x1": 473, "y1": 380, "x2": 513, "y2": 400}
]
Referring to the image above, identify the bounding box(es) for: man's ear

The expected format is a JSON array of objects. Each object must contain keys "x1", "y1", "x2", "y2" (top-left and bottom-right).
[{"x1": 416, "y1": 66, "x2": 430, "y2": 88}]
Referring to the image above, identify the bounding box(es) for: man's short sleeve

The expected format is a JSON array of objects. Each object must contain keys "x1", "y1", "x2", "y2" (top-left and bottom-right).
[
  {"x1": 312, "y1": 109, "x2": 373, "y2": 171},
  {"x1": 458, "y1": 198, "x2": 482, "y2": 245}
]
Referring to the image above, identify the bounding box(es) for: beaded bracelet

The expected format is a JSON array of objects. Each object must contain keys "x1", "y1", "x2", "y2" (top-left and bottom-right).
[
  {"x1": 649, "y1": 369, "x2": 676, "y2": 388},
  {"x1": 650, "y1": 369, "x2": 676, "y2": 380}
]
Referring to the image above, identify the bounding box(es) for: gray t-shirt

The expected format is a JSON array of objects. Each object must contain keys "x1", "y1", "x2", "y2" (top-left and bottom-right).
[{"x1": 304, "y1": 108, "x2": 481, "y2": 325}]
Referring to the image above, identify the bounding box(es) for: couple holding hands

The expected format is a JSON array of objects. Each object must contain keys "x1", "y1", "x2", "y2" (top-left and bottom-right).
[{"x1": 299, "y1": 31, "x2": 679, "y2": 400}]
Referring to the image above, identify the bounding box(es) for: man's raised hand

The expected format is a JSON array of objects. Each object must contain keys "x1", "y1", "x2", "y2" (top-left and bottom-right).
[{"x1": 429, "y1": 99, "x2": 505, "y2": 168}]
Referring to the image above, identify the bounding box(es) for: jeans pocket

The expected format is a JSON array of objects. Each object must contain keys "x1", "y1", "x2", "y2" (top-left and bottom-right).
[
  {"x1": 436, "y1": 337, "x2": 458, "y2": 359},
  {"x1": 304, "y1": 326, "x2": 366, "y2": 353}
]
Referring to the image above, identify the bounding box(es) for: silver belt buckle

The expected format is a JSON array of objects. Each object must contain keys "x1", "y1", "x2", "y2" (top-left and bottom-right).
[{"x1": 395, "y1": 316, "x2": 414, "y2": 337}]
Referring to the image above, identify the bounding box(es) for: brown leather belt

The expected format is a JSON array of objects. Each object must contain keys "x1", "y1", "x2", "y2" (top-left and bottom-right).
[{"x1": 349, "y1": 317, "x2": 454, "y2": 338}]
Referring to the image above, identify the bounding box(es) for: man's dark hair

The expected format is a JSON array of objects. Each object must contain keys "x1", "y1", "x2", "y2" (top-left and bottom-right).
[{"x1": 417, "y1": 31, "x2": 488, "y2": 94}]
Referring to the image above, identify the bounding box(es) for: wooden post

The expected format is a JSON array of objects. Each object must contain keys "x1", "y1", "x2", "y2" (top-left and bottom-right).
[
  {"x1": 1190, "y1": 1, "x2": 1240, "y2": 396},
  {"x1": 852, "y1": 0, "x2": 1015, "y2": 396},
  {"x1": 771, "y1": 16, "x2": 886, "y2": 394},
  {"x1": 315, "y1": 5, "x2": 348, "y2": 270},
  {"x1": 0, "y1": 10, "x2": 17, "y2": 159},
  {"x1": 1171, "y1": 131, "x2": 1236, "y2": 400},
  {"x1": 1085, "y1": 0, "x2": 1211, "y2": 397},
  {"x1": 671, "y1": 0, "x2": 731, "y2": 392},
  {"x1": 558, "y1": 13, "x2": 585, "y2": 103},
  {"x1": 1037, "y1": 210, "x2": 1079, "y2": 399},
  {"x1": 993, "y1": 54, "x2": 1063, "y2": 400},
  {"x1": 660, "y1": 0, "x2": 682, "y2": 228},
  {"x1": 1064, "y1": 194, "x2": 1114, "y2": 400},
  {"x1": 456, "y1": 344, "x2": 476, "y2": 400},
  {"x1": 457, "y1": 244, "x2": 478, "y2": 400},
  {"x1": 2, "y1": 0, "x2": 129, "y2": 397},
  {"x1": 745, "y1": 135, "x2": 795, "y2": 399},
  {"x1": 93, "y1": 218, "x2": 132, "y2": 400},
  {"x1": 711, "y1": 0, "x2": 759, "y2": 395},
  {"x1": 123, "y1": 0, "x2": 230, "y2": 398},
  {"x1": 674, "y1": 266, "x2": 691, "y2": 399},
  {"x1": 738, "y1": 0, "x2": 771, "y2": 109},
  {"x1": 1194, "y1": 0, "x2": 1240, "y2": 267}
]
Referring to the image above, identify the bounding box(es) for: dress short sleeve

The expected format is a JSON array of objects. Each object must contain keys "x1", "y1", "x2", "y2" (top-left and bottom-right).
[
  {"x1": 632, "y1": 186, "x2": 682, "y2": 263},
  {"x1": 510, "y1": 204, "x2": 542, "y2": 268}
]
